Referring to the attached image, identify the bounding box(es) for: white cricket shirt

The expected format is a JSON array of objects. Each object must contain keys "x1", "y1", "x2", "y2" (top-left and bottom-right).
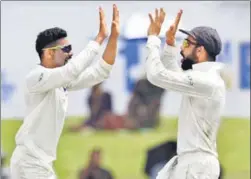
[
  {"x1": 14, "y1": 41, "x2": 113, "y2": 162},
  {"x1": 146, "y1": 35, "x2": 228, "y2": 158}
]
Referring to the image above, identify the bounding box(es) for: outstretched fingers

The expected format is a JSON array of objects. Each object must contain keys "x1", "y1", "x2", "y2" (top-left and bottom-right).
[
  {"x1": 149, "y1": 8, "x2": 166, "y2": 26},
  {"x1": 149, "y1": 13, "x2": 154, "y2": 24},
  {"x1": 99, "y1": 7, "x2": 105, "y2": 23},
  {"x1": 112, "y1": 4, "x2": 119, "y2": 23},
  {"x1": 159, "y1": 8, "x2": 166, "y2": 25},
  {"x1": 111, "y1": 4, "x2": 120, "y2": 38},
  {"x1": 173, "y1": 9, "x2": 183, "y2": 32}
]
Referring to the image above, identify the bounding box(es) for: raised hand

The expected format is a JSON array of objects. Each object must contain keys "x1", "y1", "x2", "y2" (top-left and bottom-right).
[
  {"x1": 110, "y1": 4, "x2": 120, "y2": 39},
  {"x1": 166, "y1": 9, "x2": 183, "y2": 46},
  {"x1": 95, "y1": 7, "x2": 108, "y2": 45},
  {"x1": 147, "y1": 8, "x2": 166, "y2": 36},
  {"x1": 102, "y1": 4, "x2": 120, "y2": 65}
]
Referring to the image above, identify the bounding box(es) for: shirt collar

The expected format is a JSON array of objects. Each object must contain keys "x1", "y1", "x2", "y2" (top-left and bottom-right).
[
  {"x1": 192, "y1": 61, "x2": 232, "y2": 89},
  {"x1": 192, "y1": 61, "x2": 224, "y2": 72}
]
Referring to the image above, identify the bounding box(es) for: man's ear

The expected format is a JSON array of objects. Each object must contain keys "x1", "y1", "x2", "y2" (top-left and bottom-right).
[
  {"x1": 196, "y1": 46, "x2": 202, "y2": 53},
  {"x1": 200, "y1": 46, "x2": 207, "y2": 54},
  {"x1": 44, "y1": 49, "x2": 54, "y2": 59}
]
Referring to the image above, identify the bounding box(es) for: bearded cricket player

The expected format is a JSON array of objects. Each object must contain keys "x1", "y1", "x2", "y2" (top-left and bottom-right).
[
  {"x1": 145, "y1": 8, "x2": 231, "y2": 179},
  {"x1": 10, "y1": 5, "x2": 120, "y2": 179}
]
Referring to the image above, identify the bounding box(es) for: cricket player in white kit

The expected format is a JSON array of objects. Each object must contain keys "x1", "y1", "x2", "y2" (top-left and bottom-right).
[
  {"x1": 146, "y1": 9, "x2": 231, "y2": 179},
  {"x1": 10, "y1": 5, "x2": 120, "y2": 179}
]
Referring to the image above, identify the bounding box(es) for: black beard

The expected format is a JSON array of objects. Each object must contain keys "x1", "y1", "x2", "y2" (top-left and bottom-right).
[
  {"x1": 180, "y1": 51, "x2": 197, "y2": 71},
  {"x1": 181, "y1": 58, "x2": 196, "y2": 71},
  {"x1": 64, "y1": 55, "x2": 72, "y2": 65}
]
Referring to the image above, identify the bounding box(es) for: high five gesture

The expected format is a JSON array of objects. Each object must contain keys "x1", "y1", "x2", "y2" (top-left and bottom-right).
[
  {"x1": 147, "y1": 8, "x2": 183, "y2": 47},
  {"x1": 95, "y1": 5, "x2": 120, "y2": 45},
  {"x1": 102, "y1": 4, "x2": 120, "y2": 65},
  {"x1": 111, "y1": 4, "x2": 120, "y2": 38},
  {"x1": 147, "y1": 8, "x2": 166, "y2": 36},
  {"x1": 95, "y1": 7, "x2": 108, "y2": 45},
  {"x1": 166, "y1": 10, "x2": 183, "y2": 46}
]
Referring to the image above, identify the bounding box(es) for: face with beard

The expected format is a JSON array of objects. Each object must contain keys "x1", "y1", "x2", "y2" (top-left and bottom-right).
[{"x1": 180, "y1": 36, "x2": 201, "y2": 71}]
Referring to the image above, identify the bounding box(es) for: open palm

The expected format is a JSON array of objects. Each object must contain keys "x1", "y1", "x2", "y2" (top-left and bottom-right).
[
  {"x1": 166, "y1": 10, "x2": 183, "y2": 46},
  {"x1": 110, "y1": 4, "x2": 120, "y2": 38}
]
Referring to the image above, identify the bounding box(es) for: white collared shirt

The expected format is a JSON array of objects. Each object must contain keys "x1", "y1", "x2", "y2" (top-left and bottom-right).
[
  {"x1": 145, "y1": 35, "x2": 228, "y2": 157},
  {"x1": 14, "y1": 41, "x2": 113, "y2": 162}
]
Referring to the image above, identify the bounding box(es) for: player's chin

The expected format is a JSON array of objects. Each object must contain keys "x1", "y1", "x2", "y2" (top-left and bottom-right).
[
  {"x1": 64, "y1": 58, "x2": 71, "y2": 65},
  {"x1": 64, "y1": 56, "x2": 72, "y2": 65}
]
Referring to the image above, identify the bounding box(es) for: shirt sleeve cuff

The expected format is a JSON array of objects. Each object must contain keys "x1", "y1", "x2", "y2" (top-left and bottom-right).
[
  {"x1": 87, "y1": 40, "x2": 101, "y2": 52},
  {"x1": 99, "y1": 59, "x2": 113, "y2": 71},
  {"x1": 147, "y1": 35, "x2": 161, "y2": 47},
  {"x1": 163, "y1": 43, "x2": 178, "y2": 55}
]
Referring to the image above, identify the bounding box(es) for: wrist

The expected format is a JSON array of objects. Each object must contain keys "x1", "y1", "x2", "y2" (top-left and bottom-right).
[
  {"x1": 166, "y1": 39, "x2": 175, "y2": 46},
  {"x1": 148, "y1": 32, "x2": 159, "y2": 37},
  {"x1": 148, "y1": 34, "x2": 159, "y2": 37},
  {"x1": 95, "y1": 35, "x2": 106, "y2": 45}
]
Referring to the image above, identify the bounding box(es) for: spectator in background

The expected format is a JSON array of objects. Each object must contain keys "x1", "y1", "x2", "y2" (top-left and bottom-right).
[
  {"x1": 78, "y1": 148, "x2": 113, "y2": 179},
  {"x1": 84, "y1": 77, "x2": 165, "y2": 130},
  {"x1": 70, "y1": 77, "x2": 165, "y2": 131},
  {"x1": 84, "y1": 83, "x2": 113, "y2": 128},
  {"x1": 70, "y1": 83, "x2": 113, "y2": 131},
  {"x1": 126, "y1": 77, "x2": 165, "y2": 128}
]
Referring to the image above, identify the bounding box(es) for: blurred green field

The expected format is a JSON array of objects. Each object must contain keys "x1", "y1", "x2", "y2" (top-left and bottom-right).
[{"x1": 1, "y1": 117, "x2": 250, "y2": 179}]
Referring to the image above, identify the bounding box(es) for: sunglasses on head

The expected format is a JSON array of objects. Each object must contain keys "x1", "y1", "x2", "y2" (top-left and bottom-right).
[
  {"x1": 43, "y1": 44, "x2": 72, "y2": 53},
  {"x1": 182, "y1": 39, "x2": 200, "y2": 48}
]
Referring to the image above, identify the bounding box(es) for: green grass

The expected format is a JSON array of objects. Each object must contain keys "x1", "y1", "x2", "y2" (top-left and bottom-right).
[{"x1": 1, "y1": 117, "x2": 250, "y2": 179}]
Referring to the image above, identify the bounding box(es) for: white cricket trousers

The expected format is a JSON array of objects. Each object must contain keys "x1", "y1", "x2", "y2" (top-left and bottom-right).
[
  {"x1": 10, "y1": 146, "x2": 56, "y2": 179},
  {"x1": 156, "y1": 151, "x2": 220, "y2": 179}
]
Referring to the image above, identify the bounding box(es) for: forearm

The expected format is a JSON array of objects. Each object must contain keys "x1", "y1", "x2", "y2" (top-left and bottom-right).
[
  {"x1": 26, "y1": 41, "x2": 100, "y2": 93},
  {"x1": 102, "y1": 37, "x2": 118, "y2": 65},
  {"x1": 146, "y1": 35, "x2": 213, "y2": 98},
  {"x1": 66, "y1": 59, "x2": 112, "y2": 91},
  {"x1": 70, "y1": 41, "x2": 100, "y2": 75}
]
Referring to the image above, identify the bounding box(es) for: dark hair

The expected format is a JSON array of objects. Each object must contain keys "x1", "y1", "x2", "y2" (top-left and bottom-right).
[
  {"x1": 208, "y1": 55, "x2": 216, "y2": 62},
  {"x1": 35, "y1": 27, "x2": 67, "y2": 59},
  {"x1": 196, "y1": 43, "x2": 216, "y2": 62}
]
